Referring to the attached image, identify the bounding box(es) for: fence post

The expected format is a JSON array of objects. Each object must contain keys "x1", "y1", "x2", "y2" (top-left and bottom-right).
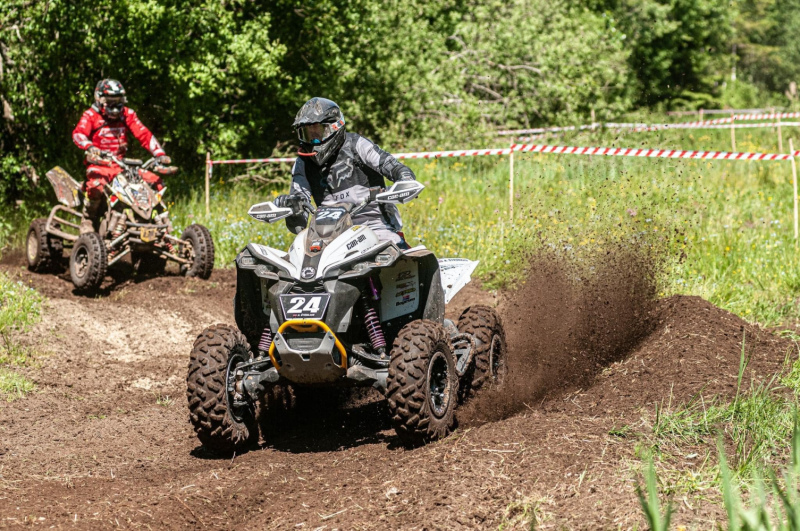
[
  {"x1": 730, "y1": 110, "x2": 736, "y2": 152},
  {"x1": 778, "y1": 112, "x2": 784, "y2": 153},
  {"x1": 509, "y1": 145, "x2": 515, "y2": 220},
  {"x1": 791, "y1": 138, "x2": 798, "y2": 243},
  {"x1": 591, "y1": 108, "x2": 597, "y2": 131},
  {"x1": 699, "y1": 109, "x2": 704, "y2": 122},
  {"x1": 205, "y1": 152, "x2": 211, "y2": 217}
]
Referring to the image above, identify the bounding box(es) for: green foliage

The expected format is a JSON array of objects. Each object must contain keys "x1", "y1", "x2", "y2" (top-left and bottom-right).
[
  {"x1": 733, "y1": 0, "x2": 800, "y2": 98},
  {"x1": 636, "y1": 455, "x2": 673, "y2": 531},
  {"x1": 8, "y1": 0, "x2": 797, "y2": 209},
  {"x1": 0, "y1": 272, "x2": 42, "y2": 400},
  {"x1": 594, "y1": 0, "x2": 733, "y2": 106},
  {"x1": 0, "y1": 368, "x2": 34, "y2": 401},
  {"x1": 0, "y1": 0, "x2": 287, "y2": 203},
  {"x1": 0, "y1": 272, "x2": 43, "y2": 335}
]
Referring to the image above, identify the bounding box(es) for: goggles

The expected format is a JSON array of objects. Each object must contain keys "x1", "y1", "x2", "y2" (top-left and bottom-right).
[{"x1": 296, "y1": 118, "x2": 345, "y2": 145}]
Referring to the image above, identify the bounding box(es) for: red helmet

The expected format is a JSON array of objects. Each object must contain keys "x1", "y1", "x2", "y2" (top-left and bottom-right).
[{"x1": 93, "y1": 79, "x2": 127, "y2": 120}]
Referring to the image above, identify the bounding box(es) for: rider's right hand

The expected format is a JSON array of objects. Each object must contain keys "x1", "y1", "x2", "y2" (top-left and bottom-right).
[{"x1": 87, "y1": 146, "x2": 102, "y2": 156}]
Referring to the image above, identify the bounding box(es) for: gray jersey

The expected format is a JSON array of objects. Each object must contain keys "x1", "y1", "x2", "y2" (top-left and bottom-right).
[{"x1": 287, "y1": 132, "x2": 416, "y2": 242}]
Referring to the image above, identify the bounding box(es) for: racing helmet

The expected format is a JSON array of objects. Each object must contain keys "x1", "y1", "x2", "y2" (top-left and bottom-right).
[
  {"x1": 293, "y1": 97, "x2": 346, "y2": 165},
  {"x1": 93, "y1": 79, "x2": 127, "y2": 120}
]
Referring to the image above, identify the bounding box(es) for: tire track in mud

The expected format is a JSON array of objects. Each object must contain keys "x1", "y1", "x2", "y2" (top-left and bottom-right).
[{"x1": 0, "y1": 256, "x2": 793, "y2": 529}]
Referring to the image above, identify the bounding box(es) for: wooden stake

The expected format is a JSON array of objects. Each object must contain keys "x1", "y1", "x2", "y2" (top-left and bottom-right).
[
  {"x1": 791, "y1": 138, "x2": 798, "y2": 242},
  {"x1": 509, "y1": 147, "x2": 515, "y2": 220},
  {"x1": 591, "y1": 108, "x2": 597, "y2": 130},
  {"x1": 778, "y1": 113, "x2": 784, "y2": 153},
  {"x1": 730, "y1": 110, "x2": 736, "y2": 152},
  {"x1": 205, "y1": 152, "x2": 211, "y2": 217},
  {"x1": 699, "y1": 109, "x2": 704, "y2": 121}
]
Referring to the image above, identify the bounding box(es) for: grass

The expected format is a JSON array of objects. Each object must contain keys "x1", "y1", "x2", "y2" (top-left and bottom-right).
[
  {"x1": 0, "y1": 272, "x2": 44, "y2": 400},
  {"x1": 177, "y1": 122, "x2": 800, "y2": 326}
]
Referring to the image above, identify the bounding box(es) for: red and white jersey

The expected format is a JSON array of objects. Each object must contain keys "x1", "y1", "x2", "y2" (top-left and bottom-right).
[{"x1": 72, "y1": 107, "x2": 166, "y2": 158}]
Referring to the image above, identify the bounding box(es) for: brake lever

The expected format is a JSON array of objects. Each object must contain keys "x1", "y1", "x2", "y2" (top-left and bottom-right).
[{"x1": 368, "y1": 186, "x2": 384, "y2": 202}]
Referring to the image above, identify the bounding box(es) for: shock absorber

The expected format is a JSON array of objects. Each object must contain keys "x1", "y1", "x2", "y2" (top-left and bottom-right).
[
  {"x1": 362, "y1": 277, "x2": 387, "y2": 356},
  {"x1": 257, "y1": 326, "x2": 273, "y2": 356}
]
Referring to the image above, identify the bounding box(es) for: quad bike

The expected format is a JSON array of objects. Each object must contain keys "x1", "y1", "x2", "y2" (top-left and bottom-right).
[
  {"x1": 187, "y1": 180, "x2": 507, "y2": 452},
  {"x1": 26, "y1": 153, "x2": 215, "y2": 291}
]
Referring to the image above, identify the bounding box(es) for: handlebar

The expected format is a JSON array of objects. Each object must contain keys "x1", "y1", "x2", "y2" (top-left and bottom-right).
[{"x1": 86, "y1": 150, "x2": 177, "y2": 174}]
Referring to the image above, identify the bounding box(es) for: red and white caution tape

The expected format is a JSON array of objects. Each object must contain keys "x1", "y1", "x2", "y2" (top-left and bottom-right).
[
  {"x1": 208, "y1": 148, "x2": 512, "y2": 167},
  {"x1": 515, "y1": 121, "x2": 800, "y2": 141},
  {"x1": 210, "y1": 157, "x2": 295, "y2": 165},
  {"x1": 512, "y1": 143, "x2": 800, "y2": 161},
  {"x1": 207, "y1": 143, "x2": 800, "y2": 168},
  {"x1": 394, "y1": 147, "x2": 512, "y2": 159},
  {"x1": 498, "y1": 113, "x2": 800, "y2": 136}
]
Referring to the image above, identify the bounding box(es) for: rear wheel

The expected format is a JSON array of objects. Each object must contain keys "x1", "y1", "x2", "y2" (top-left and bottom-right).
[
  {"x1": 180, "y1": 224, "x2": 214, "y2": 279},
  {"x1": 69, "y1": 232, "x2": 107, "y2": 291},
  {"x1": 386, "y1": 320, "x2": 458, "y2": 446},
  {"x1": 187, "y1": 325, "x2": 257, "y2": 454},
  {"x1": 457, "y1": 306, "x2": 507, "y2": 400},
  {"x1": 26, "y1": 218, "x2": 63, "y2": 273}
]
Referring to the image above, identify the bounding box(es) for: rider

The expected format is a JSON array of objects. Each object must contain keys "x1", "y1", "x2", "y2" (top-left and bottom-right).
[
  {"x1": 274, "y1": 97, "x2": 417, "y2": 248},
  {"x1": 72, "y1": 79, "x2": 171, "y2": 232}
]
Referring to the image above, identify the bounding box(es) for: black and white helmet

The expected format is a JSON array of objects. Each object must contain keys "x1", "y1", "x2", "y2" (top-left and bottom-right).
[
  {"x1": 293, "y1": 97, "x2": 346, "y2": 165},
  {"x1": 93, "y1": 79, "x2": 127, "y2": 119}
]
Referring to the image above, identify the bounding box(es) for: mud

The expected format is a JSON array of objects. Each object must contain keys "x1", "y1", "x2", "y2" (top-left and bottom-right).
[
  {"x1": 0, "y1": 255, "x2": 793, "y2": 529},
  {"x1": 463, "y1": 245, "x2": 660, "y2": 424}
]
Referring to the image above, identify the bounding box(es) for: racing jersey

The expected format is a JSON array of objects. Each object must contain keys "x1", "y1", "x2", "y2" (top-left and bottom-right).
[
  {"x1": 72, "y1": 106, "x2": 166, "y2": 158},
  {"x1": 287, "y1": 132, "x2": 415, "y2": 236}
]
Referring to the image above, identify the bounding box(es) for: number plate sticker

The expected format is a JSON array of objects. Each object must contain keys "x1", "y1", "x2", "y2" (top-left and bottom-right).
[
  {"x1": 280, "y1": 294, "x2": 331, "y2": 320},
  {"x1": 140, "y1": 227, "x2": 158, "y2": 242}
]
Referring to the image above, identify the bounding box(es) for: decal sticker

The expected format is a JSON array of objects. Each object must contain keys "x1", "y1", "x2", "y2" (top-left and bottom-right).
[
  {"x1": 346, "y1": 234, "x2": 367, "y2": 250},
  {"x1": 280, "y1": 294, "x2": 330, "y2": 320}
]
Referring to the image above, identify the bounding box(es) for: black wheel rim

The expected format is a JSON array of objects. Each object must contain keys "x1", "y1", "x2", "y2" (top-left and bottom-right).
[
  {"x1": 225, "y1": 349, "x2": 249, "y2": 422},
  {"x1": 428, "y1": 350, "x2": 452, "y2": 418},
  {"x1": 74, "y1": 245, "x2": 89, "y2": 279},
  {"x1": 27, "y1": 231, "x2": 37, "y2": 263}
]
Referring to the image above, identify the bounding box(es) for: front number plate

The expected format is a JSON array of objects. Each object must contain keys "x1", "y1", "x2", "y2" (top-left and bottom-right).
[
  {"x1": 280, "y1": 294, "x2": 330, "y2": 320},
  {"x1": 140, "y1": 227, "x2": 158, "y2": 243}
]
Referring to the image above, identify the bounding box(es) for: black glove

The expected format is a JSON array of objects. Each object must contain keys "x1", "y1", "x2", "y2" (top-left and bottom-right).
[
  {"x1": 274, "y1": 194, "x2": 296, "y2": 211},
  {"x1": 156, "y1": 155, "x2": 171, "y2": 165}
]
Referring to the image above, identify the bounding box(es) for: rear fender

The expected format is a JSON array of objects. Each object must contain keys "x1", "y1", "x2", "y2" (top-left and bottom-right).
[{"x1": 46, "y1": 167, "x2": 82, "y2": 208}]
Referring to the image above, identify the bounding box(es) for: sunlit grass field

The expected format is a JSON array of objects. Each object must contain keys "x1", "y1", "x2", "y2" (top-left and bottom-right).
[{"x1": 177, "y1": 124, "x2": 800, "y2": 327}]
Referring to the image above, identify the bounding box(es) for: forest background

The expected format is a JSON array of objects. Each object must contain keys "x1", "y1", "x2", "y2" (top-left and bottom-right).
[{"x1": 0, "y1": 0, "x2": 799, "y2": 207}]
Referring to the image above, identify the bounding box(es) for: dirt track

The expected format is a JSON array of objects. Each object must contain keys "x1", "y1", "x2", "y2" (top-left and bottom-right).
[{"x1": 0, "y1": 256, "x2": 793, "y2": 529}]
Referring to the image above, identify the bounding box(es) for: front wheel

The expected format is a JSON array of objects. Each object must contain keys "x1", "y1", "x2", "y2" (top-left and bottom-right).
[
  {"x1": 69, "y1": 232, "x2": 107, "y2": 291},
  {"x1": 386, "y1": 320, "x2": 458, "y2": 447},
  {"x1": 187, "y1": 325, "x2": 257, "y2": 454},
  {"x1": 26, "y1": 218, "x2": 63, "y2": 273},
  {"x1": 180, "y1": 224, "x2": 214, "y2": 279}
]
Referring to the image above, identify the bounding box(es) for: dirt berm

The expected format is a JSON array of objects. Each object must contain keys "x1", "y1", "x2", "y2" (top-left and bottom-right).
[{"x1": 0, "y1": 254, "x2": 792, "y2": 529}]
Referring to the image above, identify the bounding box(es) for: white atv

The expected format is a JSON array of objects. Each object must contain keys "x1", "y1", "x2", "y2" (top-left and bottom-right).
[{"x1": 187, "y1": 181, "x2": 506, "y2": 451}]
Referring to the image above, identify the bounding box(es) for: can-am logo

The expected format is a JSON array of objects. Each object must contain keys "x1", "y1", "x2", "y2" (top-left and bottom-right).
[
  {"x1": 301, "y1": 267, "x2": 316, "y2": 279},
  {"x1": 346, "y1": 234, "x2": 367, "y2": 250}
]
